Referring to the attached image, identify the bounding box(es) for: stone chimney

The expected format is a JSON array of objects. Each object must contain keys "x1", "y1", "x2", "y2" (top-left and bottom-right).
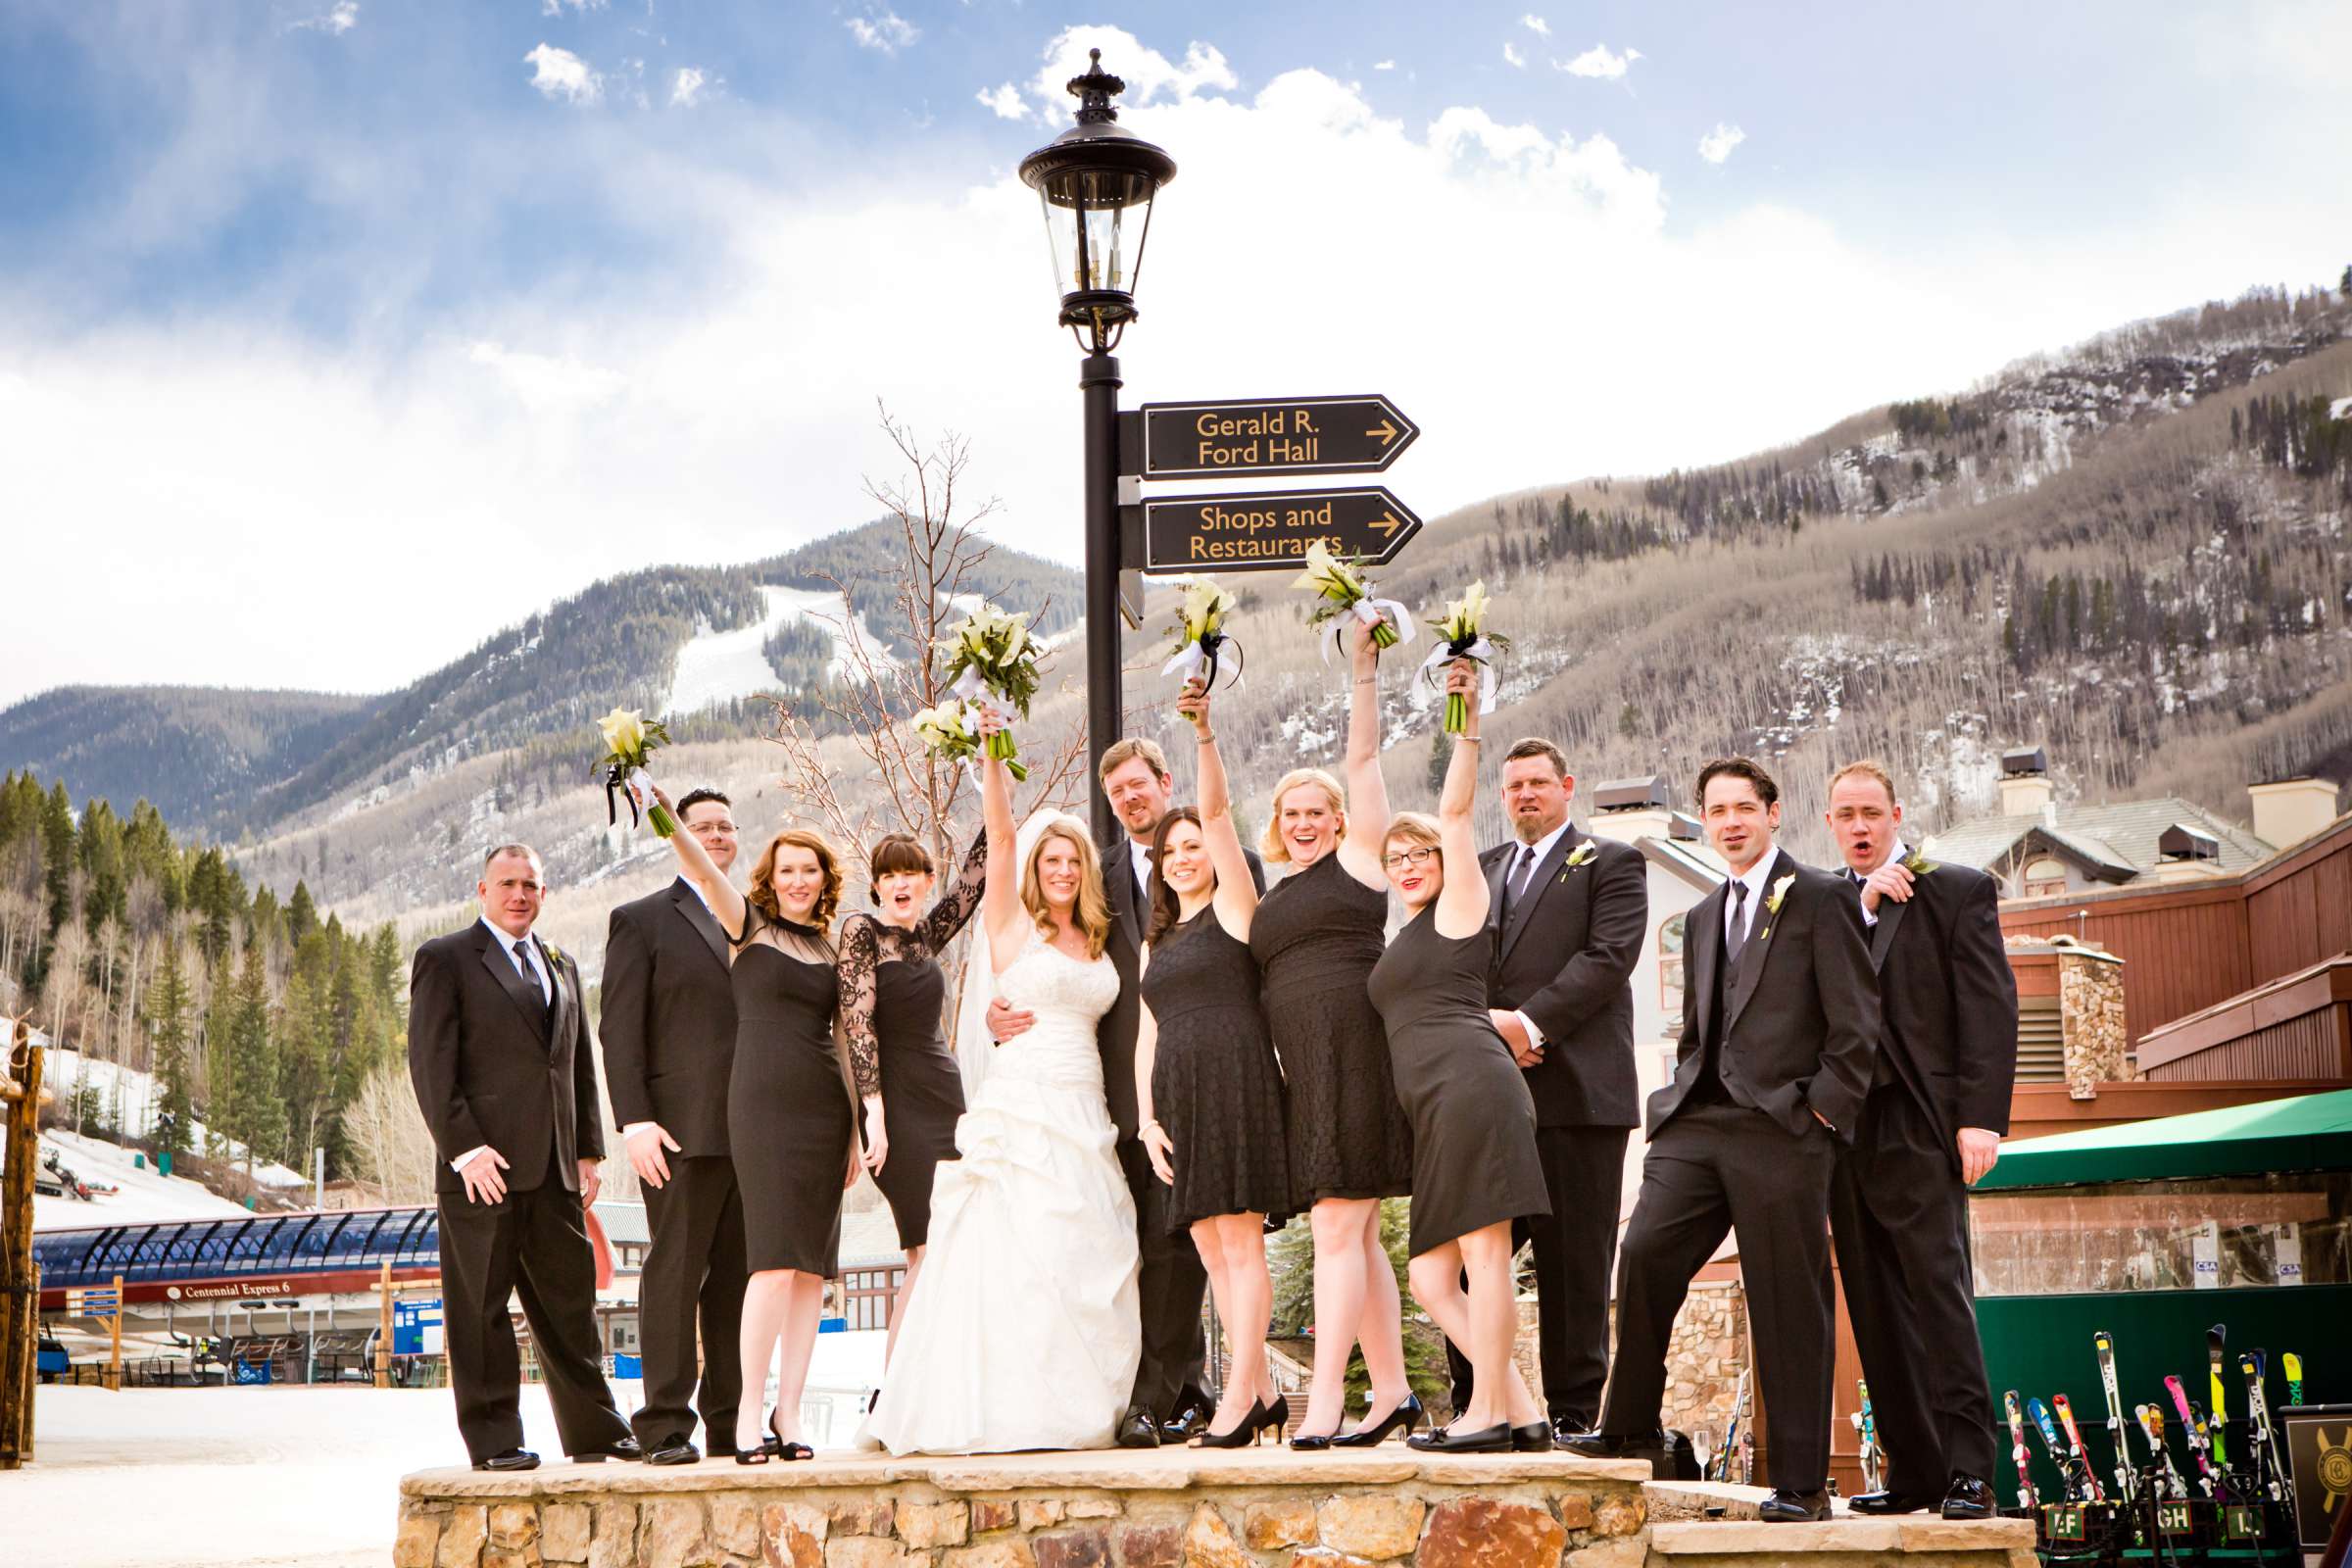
[
  {"x1": 2247, "y1": 777, "x2": 2340, "y2": 851},
  {"x1": 1998, "y1": 745, "x2": 2053, "y2": 818},
  {"x1": 2053, "y1": 938, "x2": 2127, "y2": 1098},
  {"x1": 1587, "y1": 775, "x2": 1675, "y2": 844}
]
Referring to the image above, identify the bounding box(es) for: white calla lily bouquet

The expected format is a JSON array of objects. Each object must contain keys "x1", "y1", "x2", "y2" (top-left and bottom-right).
[
  {"x1": 595, "y1": 707, "x2": 677, "y2": 837},
  {"x1": 1293, "y1": 541, "x2": 1412, "y2": 658},
  {"x1": 1160, "y1": 576, "x2": 1242, "y2": 689},
  {"x1": 1423, "y1": 580, "x2": 1510, "y2": 734},
  {"x1": 932, "y1": 606, "x2": 1042, "y2": 781}
]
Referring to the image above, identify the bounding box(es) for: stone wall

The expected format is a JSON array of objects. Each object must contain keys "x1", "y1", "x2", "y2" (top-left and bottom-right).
[
  {"x1": 1655, "y1": 1282, "x2": 1746, "y2": 1450},
  {"x1": 394, "y1": 1452, "x2": 1650, "y2": 1568},
  {"x1": 2057, "y1": 946, "x2": 2127, "y2": 1097}
]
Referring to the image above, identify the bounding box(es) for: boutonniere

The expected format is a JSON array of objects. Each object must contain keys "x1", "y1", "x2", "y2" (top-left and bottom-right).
[
  {"x1": 1757, "y1": 872, "x2": 1797, "y2": 939},
  {"x1": 1901, "y1": 849, "x2": 1937, "y2": 875},
  {"x1": 1555, "y1": 842, "x2": 1597, "y2": 881},
  {"x1": 541, "y1": 941, "x2": 566, "y2": 969}
]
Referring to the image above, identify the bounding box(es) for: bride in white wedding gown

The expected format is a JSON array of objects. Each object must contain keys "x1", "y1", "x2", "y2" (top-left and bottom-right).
[{"x1": 861, "y1": 729, "x2": 1142, "y2": 1454}]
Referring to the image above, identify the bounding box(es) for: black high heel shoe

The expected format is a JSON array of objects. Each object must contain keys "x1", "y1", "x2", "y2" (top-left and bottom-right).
[
  {"x1": 762, "y1": 1406, "x2": 813, "y2": 1460},
  {"x1": 1333, "y1": 1392, "x2": 1424, "y2": 1448},
  {"x1": 1200, "y1": 1395, "x2": 1289, "y2": 1448}
]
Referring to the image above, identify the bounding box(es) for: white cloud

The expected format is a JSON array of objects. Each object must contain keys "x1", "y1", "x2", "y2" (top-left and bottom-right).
[
  {"x1": 846, "y1": 10, "x2": 919, "y2": 54},
  {"x1": 1560, "y1": 43, "x2": 1642, "y2": 79},
  {"x1": 289, "y1": 2, "x2": 359, "y2": 35},
  {"x1": 1502, "y1": 41, "x2": 1527, "y2": 69},
  {"x1": 1522, "y1": 14, "x2": 1550, "y2": 37},
  {"x1": 467, "y1": 341, "x2": 630, "y2": 414},
  {"x1": 541, "y1": 0, "x2": 608, "y2": 16},
  {"x1": 1373, "y1": 60, "x2": 1396, "y2": 72},
  {"x1": 1697, "y1": 122, "x2": 1746, "y2": 164},
  {"x1": 975, "y1": 81, "x2": 1026, "y2": 121},
  {"x1": 1026, "y1": 27, "x2": 1236, "y2": 111},
  {"x1": 523, "y1": 43, "x2": 603, "y2": 106},
  {"x1": 670, "y1": 66, "x2": 706, "y2": 107}
]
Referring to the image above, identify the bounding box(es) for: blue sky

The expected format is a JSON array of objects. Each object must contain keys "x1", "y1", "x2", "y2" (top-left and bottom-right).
[{"x1": 3, "y1": 1, "x2": 2345, "y2": 703}]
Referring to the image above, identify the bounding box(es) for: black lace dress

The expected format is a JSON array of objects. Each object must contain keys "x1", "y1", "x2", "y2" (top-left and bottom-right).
[
  {"x1": 1368, "y1": 906, "x2": 1548, "y2": 1256},
  {"x1": 1248, "y1": 853, "x2": 1413, "y2": 1201},
  {"x1": 724, "y1": 908, "x2": 851, "y2": 1275},
  {"x1": 837, "y1": 832, "x2": 988, "y2": 1250},
  {"x1": 1140, "y1": 906, "x2": 1293, "y2": 1229}
]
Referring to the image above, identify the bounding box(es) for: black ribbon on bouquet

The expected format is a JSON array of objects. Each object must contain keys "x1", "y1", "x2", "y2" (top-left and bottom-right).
[
  {"x1": 601, "y1": 761, "x2": 641, "y2": 830},
  {"x1": 1162, "y1": 631, "x2": 1245, "y2": 691}
]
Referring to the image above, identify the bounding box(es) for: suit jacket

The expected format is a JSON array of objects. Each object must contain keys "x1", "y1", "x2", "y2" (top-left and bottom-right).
[
  {"x1": 1097, "y1": 830, "x2": 1266, "y2": 1144},
  {"x1": 1481, "y1": 826, "x2": 1647, "y2": 1129},
  {"x1": 600, "y1": 877, "x2": 740, "y2": 1156},
  {"x1": 408, "y1": 921, "x2": 606, "y2": 1198},
  {"x1": 1857, "y1": 858, "x2": 2018, "y2": 1164},
  {"x1": 1646, "y1": 848, "x2": 1882, "y2": 1144}
]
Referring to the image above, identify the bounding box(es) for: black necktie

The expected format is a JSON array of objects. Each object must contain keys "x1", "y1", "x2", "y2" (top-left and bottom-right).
[
  {"x1": 515, "y1": 940, "x2": 552, "y2": 1028},
  {"x1": 1502, "y1": 844, "x2": 1538, "y2": 920},
  {"x1": 1725, "y1": 880, "x2": 1751, "y2": 968}
]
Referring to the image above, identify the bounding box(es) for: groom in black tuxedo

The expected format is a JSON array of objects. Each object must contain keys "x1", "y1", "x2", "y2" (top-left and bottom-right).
[
  {"x1": 990, "y1": 735, "x2": 1263, "y2": 1447},
  {"x1": 602, "y1": 788, "x2": 748, "y2": 1465},
  {"x1": 408, "y1": 844, "x2": 637, "y2": 1472},
  {"x1": 1822, "y1": 760, "x2": 2017, "y2": 1522},
  {"x1": 1445, "y1": 737, "x2": 1646, "y2": 1442},
  {"x1": 1566, "y1": 758, "x2": 1878, "y2": 1521}
]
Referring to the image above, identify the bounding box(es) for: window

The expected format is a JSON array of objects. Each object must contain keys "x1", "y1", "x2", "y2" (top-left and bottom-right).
[
  {"x1": 841, "y1": 1266, "x2": 906, "y2": 1331},
  {"x1": 2022, "y1": 857, "x2": 2067, "y2": 899},
  {"x1": 1658, "y1": 913, "x2": 1686, "y2": 1015}
]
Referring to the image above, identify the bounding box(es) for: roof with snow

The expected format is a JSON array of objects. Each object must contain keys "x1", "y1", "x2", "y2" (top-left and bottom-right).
[{"x1": 1926, "y1": 795, "x2": 2273, "y2": 880}]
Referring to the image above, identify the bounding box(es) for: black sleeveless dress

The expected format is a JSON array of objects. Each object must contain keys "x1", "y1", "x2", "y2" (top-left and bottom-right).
[
  {"x1": 1140, "y1": 906, "x2": 1293, "y2": 1229},
  {"x1": 725, "y1": 911, "x2": 853, "y2": 1274},
  {"x1": 1367, "y1": 906, "x2": 1549, "y2": 1256},
  {"x1": 1249, "y1": 853, "x2": 1413, "y2": 1201}
]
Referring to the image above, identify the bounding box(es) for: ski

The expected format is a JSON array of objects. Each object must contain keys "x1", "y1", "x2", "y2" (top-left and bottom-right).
[
  {"x1": 2006, "y1": 1391, "x2": 2038, "y2": 1509},
  {"x1": 2283, "y1": 1351, "x2": 2304, "y2": 1407},
  {"x1": 2164, "y1": 1375, "x2": 2222, "y2": 1497},
  {"x1": 2207, "y1": 1324, "x2": 2230, "y2": 1467},
  {"x1": 2093, "y1": 1329, "x2": 2136, "y2": 1507},
  {"x1": 2054, "y1": 1394, "x2": 2106, "y2": 1502},
  {"x1": 2241, "y1": 1350, "x2": 2286, "y2": 1501},
  {"x1": 1716, "y1": 1369, "x2": 1751, "y2": 1485},
  {"x1": 1853, "y1": 1378, "x2": 1885, "y2": 1495},
  {"x1": 2030, "y1": 1396, "x2": 2083, "y2": 1502},
  {"x1": 2136, "y1": 1403, "x2": 2187, "y2": 1500}
]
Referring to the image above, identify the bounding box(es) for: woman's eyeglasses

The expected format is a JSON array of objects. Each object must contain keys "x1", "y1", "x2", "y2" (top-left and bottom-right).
[{"x1": 1381, "y1": 846, "x2": 1439, "y2": 871}]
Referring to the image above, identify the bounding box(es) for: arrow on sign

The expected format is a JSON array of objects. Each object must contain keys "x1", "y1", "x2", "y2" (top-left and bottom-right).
[
  {"x1": 1367, "y1": 417, "x2": 1400, "y2": 448},
  {"x1": 1127, "y1": 394, "x2": 1419, "y2": 479},
  {"x1": 1136, "y1": 486, "x2": 1424, "y2": 574}
]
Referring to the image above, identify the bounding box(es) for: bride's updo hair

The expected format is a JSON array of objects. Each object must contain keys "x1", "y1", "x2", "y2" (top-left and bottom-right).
[{"x1": 1023, "y1": 818, "x2": 1112, "y2": 959}]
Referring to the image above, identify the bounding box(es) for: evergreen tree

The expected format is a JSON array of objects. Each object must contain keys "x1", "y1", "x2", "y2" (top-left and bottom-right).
[
  {"x1": 150, "y1": 937, "x2": 196, "y2": 1156},
  {"x1": 286, "y1": 880, "x2": 318, "y2": 946},
  {"x1": 227, "y1": 943, "x2": 284, "y2": 1168}
]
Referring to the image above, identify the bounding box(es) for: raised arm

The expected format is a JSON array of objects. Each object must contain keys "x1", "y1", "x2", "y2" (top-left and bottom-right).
[
  {"x1": 976, "y1": 717, "x2": 1024, "y2": 971},
  {"x1": 648, "y1": 782, "x2": 749, "y2": 941},
  {"x1": 1176, "y1": 677, "x2": 1259, "y2": 937},
  {"x1": 1432, "y1": 661, "x2": 1490, "y2": 938},
  {"x1": 918, "y1": 829, "x2": 991, "y2": 952},
  {"x1": 1335, "y1": 617, "x2": 1391, "y2": 887}
]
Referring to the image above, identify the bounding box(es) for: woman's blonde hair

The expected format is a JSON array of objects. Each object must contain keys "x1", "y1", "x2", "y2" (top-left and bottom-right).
[
  {"x1": 748, "y1": 827, "x2": 844, "y2": 933},
  {"x1": 1259, "y1": 767, "x2": 1348, "y2": 863},
  {"x1": 1024, "y1": 819, "x2": 1112, "y2": 959},
  {"x1": 1384, "y1": 811, "x2": 1442, "y2": 855}
]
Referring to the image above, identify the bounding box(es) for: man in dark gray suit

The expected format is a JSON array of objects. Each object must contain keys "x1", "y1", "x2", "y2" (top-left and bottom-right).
[
  {"x1": 1446, "y1": 737, "x2": 1646, "y2": 1442},
  {"x1": 603, "y1": 788, "x2": 747, "y2": 1465},
  {"x1": 409, "y1": 844, "x2": 638, "y2": 1471},
  {"x1": 1566, "y1": 758, "x2": 1879, "y2": 1522},
  {"x1": 1823, "y1": 760, "x2": 2017, "y2": 1522}
]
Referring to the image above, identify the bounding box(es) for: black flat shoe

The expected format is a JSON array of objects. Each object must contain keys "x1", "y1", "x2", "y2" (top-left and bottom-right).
[
  {"x1": 1940, "y1": 1473, "x2": 1994, "y2": 1521},
  {"x1": 572, "y1": 1437, "x2": 643, "y2": 1463},
  {"x1": 1407, "y1": 1421, "x2": 1514, "y2": 1454},
  {"x1": 1758, "y1": 1490, "x2": 1831, "y2": 1523},
  {"x1": 472, "y1": 1447, "x2": 540, "y2": 1472},
  {"x1": 1848, "y1": 1489, "x2": 1936, "y2": 1516},
  {"x1": 1115, "y1": 1407, "x2": 1161, "y2": 1449},
  {"x1": 1334, "y1": 1393, "x2": 1425, "y2": 1448},
  {"x1": 645, "y1": 1436, "x2": 701, "y2": 1466},
  {"x1": 1557, "y1": 1428, "x2": 1662, "y2": 1459},
  {"x1": 1509, "y1": 1421, "x2": 1553, "y2": 1452}
]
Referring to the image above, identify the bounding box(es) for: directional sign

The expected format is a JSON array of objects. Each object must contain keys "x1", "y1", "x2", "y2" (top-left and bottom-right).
[
  {"x1": 66, "y1": 1288, "x2": 119, "y2": 1319},
  {"x1": 1135, "y1": 486, "x2": 1423, "y2": 574},
  {"x1": 1126, "y1": 395, "x2": 1419, "y2": 479}
]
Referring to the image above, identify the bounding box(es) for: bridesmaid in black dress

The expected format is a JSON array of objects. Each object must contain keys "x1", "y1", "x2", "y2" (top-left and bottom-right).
[
  {"x1": 1134, "y1": 676, "x2": 1292, "y2": 1447},
  {"x1": 652, "y1": 786, "x2": 858, "y2": 1465},
  {"x1": 1369, "y1": 662, "x2": 1550, "y2": 1453},
  {"x1": 1247, "y1": 616, "x2": 1419, "y2": 1448},
  {"x1": 836, "y1": 828, "x2": 988, "y2": 1364}
]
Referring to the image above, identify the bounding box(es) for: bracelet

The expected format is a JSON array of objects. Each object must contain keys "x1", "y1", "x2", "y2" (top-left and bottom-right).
[
  {"x1": 1457, "y1": 735, "x2": 1482, "y2": 744},
  {"x1": 1138, "y1": 1118, "x2": 1161, "y2": 1134},
  {"x1": 1354, "y1": 676, "x2": 1376, "y2": 686},
  {"x1": 1196, "y1": 732, "x2": 1216, "y2": 744}
]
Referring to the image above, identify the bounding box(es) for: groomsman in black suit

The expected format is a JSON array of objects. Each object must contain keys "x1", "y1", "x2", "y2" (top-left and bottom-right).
[
  {"x1": 603, "y1": 788, "x2": 747, "y2": 1465},
  {"x1": 1822, "y1": 760, "x2": 2017, "y2": 1522},
  {"x1": 990, "y1": 735, "x2": 1264, "y2": 1447},
  {"x1": 1567, "y1": 758, "x2": 1879, "y2": 1522},
  {"x1": 408, "y1": 844, "x2": 638, "y2": 1471},
  {"x1": 1446, "y1": 738, "x2": 1646, "y2": 1442}
]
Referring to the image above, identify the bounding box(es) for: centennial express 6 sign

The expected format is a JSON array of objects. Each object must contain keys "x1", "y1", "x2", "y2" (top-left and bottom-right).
[
  {"x1": 1138, "y1": 486, "x2": 1423, "y2": 573},
  {"x1": 1127, "y1": 395, "x2": 1418, "y2": 478}
]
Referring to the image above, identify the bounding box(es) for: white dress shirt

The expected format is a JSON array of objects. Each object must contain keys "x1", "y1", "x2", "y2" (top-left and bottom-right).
[
  {"x1": 1723, "y1": 853, "x2": 1779, "y2": 954},
  {"x1": 1497, "y1": 817, "x2": 1575, "y2": 1049},
  {"x1": 1127, "y1": 837, "x2": 1155, "y2": 906},
  {"x1": 452, "y1": 918, "x2": 553, "y2": 1176},
  {"x1": 1847, "y1": 842, "x2": 1902, "y2": 926}
]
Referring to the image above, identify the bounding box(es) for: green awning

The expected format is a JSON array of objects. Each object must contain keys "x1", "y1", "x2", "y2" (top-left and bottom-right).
[{"x1": 1974, "y1": 1088, "x2": 2352, "y2": 1190}]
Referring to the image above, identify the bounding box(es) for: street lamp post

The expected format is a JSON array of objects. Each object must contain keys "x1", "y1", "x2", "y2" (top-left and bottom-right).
[{"x1": 1019, "y1": 50, "x2": 1176, "y2": 844}]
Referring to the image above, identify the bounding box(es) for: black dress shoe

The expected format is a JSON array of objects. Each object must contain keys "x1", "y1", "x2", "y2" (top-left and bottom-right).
[
  {"x1": 1509, "y1": 1421, "x2": 1553, "y2": 1452},
  {"x1": 472, "y1": 1448, "x2": 540, "y2": 1472},
  {"x1": 1757, "y1": 1490, "x2": 1831, "y2": 1523},
  {"x1": 1407, "y1": 1421, "x2": 1515, "y2": 1454},
  {"x1": 1848, "y1": 1489, "x2": 1936, "y2": 1515},
  {"x1": 572, "y1": 1437, "x2": 643, "y2": 1463},
  {"x1": 1548, "y1": 1414, "x2": 1588, "y2": 1447},
  {"x1": 1115, "y1": 1407, "x2": 1161, "y2": 1448},
  {"x1": 1558, "y1": 1428, "x2": 1662, "y2": 1459},
  {"x1": 645, "y1": 1436, "x2": 701, "y2": 1466},
  {"x1": 1940, "y1": 1472, "x2": 1994, "y2": 1521},
  {"x1": 1334, "y1": 1393, "x2": 1425, "y2": 1448},
  {"x1": 1161, "y1": 1386, "x2": 1214, "y2": 1444}
]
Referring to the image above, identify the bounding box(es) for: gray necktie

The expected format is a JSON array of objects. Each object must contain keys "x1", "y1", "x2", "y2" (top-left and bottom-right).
[
  {"x1": 1725, "y1": 881, "x2": 1751, "y2": 967},
  {"x1": 1502, "y1": 844, "x2": 1539, "y2": 920},
  {"x1": 514, "y1": 939, "x2": 551, "y2": 1021}
]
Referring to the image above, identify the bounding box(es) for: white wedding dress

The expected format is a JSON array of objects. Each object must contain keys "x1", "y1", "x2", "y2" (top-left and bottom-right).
[{"x1": 861, "y1": 925, "x2": 1142, "y2": 1454}]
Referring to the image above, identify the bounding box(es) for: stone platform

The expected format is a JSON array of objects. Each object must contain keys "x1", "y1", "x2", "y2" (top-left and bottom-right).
[{"x1": 394, "y1": 1448, "x2": 2034, "y2": 1568}]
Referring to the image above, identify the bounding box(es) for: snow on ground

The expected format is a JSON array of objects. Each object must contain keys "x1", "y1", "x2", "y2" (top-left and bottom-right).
[
  {"x1": 664, "y1": 585, "x2": 895, "y2": 716},
  {"x1": 21, "y1": 1045, "x2": 309, "y2": 1191},
  {"x1": 24, "y1": 1126, "x2": 257, "y2": 1230}
]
